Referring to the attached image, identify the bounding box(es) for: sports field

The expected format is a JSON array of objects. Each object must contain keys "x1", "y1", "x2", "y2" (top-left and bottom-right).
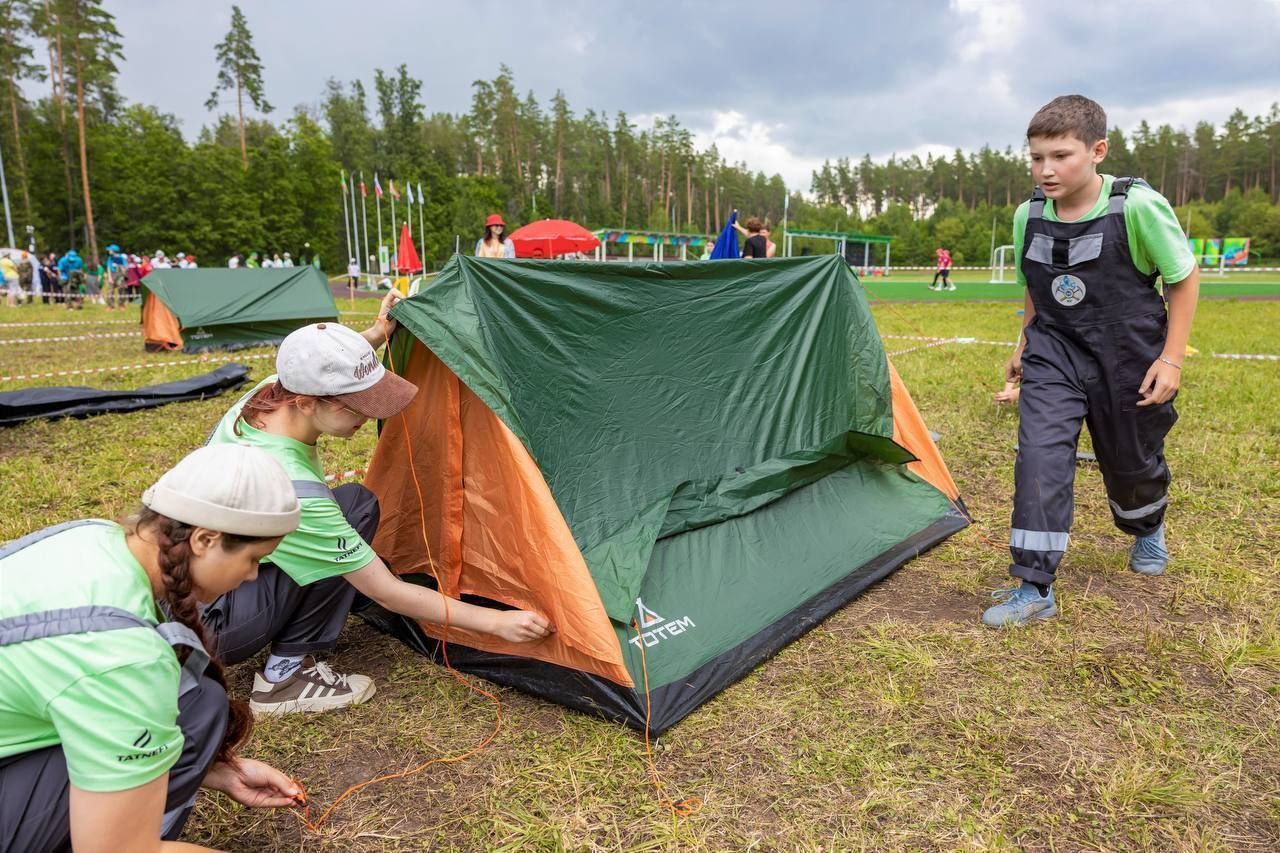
[
  {"x1": 1, "y1": 293, "x2": 1276, "y2": 850},
  {"x1": 856, "y1": 268, "x2": 1280, "y2": 301}
]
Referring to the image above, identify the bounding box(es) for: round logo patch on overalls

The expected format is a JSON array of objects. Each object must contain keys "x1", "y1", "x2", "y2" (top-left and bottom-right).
[{"x1": 1051, "y1": 274, "x2": 1086, "y2": 306}]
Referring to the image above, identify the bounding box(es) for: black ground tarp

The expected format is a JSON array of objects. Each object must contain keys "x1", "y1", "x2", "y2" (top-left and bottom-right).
[{"x1": 0, "y1": 364, "x2": 251, "y2": 427}]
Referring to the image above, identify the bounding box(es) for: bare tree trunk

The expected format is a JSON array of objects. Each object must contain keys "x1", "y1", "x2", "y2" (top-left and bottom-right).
[
  {"x1": 237, "y1": 71, "x2": 247, "y2": 168},
  {"x1": 685, "y1": 162, "x2": 692, "y2": 227},
  {"x1": 620, "y1": 162, "x2": 628, "y2": 228},
  {"x1": 73, "y1": 45, "x2": 97, "y2": 266},
  {"x1": 703, "y1": 183, "x2": 709, "y2": 234},
  {"x1": 47, "y1": 9, "x2": 76, "y2": 249},
  {"x1": 553, "y1": 136, "x2": 563, "y2": 214},
  {"x1": 6, "y1": 77, "x2": 32, "y2": 224}
]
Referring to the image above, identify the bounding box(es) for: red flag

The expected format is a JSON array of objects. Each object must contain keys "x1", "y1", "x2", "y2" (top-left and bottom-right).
[{"x1": 360, "y1": 178, "x2": 367, "y2": 198}]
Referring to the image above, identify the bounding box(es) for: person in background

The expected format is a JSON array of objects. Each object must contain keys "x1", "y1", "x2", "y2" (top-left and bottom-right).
[
  {"x1": 246, "y1": 252, "x2": 260, "y2": 269},
  {"x1": 347, "y1": 257, "x2": 360, "y2": 290},
  {"x1": 20, "y1": 251, "x2": 40, "y2": 303},
  {"x1": 762, "y1": 227, "x2": 777, "y2": 258},
  {"x1": 1, "y1": 253, "x2": 19, "y2": 307},
  {"x1": 282, "y1": 252, "x2": 294, "y2": 268},
  {"x1": 699, "y1": 240, "x2": 715, "y2": 261},
  {"x1": 735, "y1": 217, "x2": 768, "y2": 258},
  {"x1": 475, "y1": 214, "x2": 516, "y2": 258},
  {"x1": 17, "y1": 251, "x2": 34, "y2": 303},
  {"x1": 41, "y1": 253, "x2": 61, "y2": 304},
  {"x1": 930, "y1": 247, "x2": 955, "y2": 291},
  {"x1": 57, "y1": 249, "x2": 86, "y2": 309},
  {"x1": 104, "y1": 244, "x2": 127, "y2": 310}
]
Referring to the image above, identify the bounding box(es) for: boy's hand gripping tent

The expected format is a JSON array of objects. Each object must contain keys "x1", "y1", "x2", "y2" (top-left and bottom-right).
[{"x1": 363, "y1": 254, "x2": 966, "y2": 734}]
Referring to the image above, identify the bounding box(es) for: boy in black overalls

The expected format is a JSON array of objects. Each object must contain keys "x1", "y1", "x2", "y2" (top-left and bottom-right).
[{"x1": 983, "y1": 95, "x2": 1200, "y2": 628}]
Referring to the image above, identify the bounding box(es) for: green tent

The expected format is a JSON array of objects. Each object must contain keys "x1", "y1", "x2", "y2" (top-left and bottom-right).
[
  {"x1": 363, "y1": 254, "x2": 967, "y2": 733},
  {"x1": 142, "y1": 267, "x2": 338, "y2": 352}
]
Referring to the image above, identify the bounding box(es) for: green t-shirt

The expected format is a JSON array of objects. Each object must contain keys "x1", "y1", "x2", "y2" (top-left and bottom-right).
[
  {"x1": 207, "y1": 376, "x2": 375, "y2": 586},
  {"x1": 1012, "y1": 174, "x2": 1196, "y2": 287},
  {"x1": 0, "y1": 522, "x2": 184, "y2": 792}
]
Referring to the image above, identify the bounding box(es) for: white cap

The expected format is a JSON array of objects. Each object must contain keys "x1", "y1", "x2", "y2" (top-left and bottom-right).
[
  {"x1": 276, "y1": 323, "x2": 416, "y2": 418},
  {"x1": 142, "y1": 445, "x2": 300, "y2": 537}
]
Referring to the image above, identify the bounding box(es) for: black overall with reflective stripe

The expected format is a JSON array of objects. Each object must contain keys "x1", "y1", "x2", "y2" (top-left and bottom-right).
[{"x1": 1011, "y1": 178, "x2": 1177, "y2": 587}]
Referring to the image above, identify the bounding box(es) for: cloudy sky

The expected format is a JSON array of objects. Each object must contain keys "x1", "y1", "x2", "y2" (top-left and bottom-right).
[{"x1": 108, "y1": 0, "x2": 1280, "y2": 191}]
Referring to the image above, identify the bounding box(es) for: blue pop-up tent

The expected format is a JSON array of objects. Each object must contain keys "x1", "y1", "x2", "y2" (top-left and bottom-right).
[{"x1": 709, "y1": 211, "x2": 740, "y2": 259}]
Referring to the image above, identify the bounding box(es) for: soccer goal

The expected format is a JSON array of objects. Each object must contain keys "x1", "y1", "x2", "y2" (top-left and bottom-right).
[{"x1": 991, "y1": 244, "x2": 1016, "y2": 283}]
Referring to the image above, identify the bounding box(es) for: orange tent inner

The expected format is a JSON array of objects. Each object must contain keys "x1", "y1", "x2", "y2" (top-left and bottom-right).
[
  {"x1": 364, "y1": 341, "x2": 632, "y2": 686},
  {"x1": 887, "y1": 359, "x2": 961, "y2": 503},
  {"x1": 142, "y1": 292, "x2": 183, "y2": 350}
]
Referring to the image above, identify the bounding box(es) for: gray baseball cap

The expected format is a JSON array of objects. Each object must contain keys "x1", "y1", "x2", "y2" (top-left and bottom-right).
[{"x1": 276, "y1": 323, "x2": 417, "y2": 419}]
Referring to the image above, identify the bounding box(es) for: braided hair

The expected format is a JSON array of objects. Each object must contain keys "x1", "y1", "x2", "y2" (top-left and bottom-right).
[{"x1": 131, "y1": 507, "x2": 266, "y2": 763}]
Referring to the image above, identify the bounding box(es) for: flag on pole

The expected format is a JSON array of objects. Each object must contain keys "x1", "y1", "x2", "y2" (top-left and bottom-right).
[
  {"x1": 360, "y1": 176, "x2": 367, "y2": 198},
  {"x1": 374, "y1": 173, "x2": 384, "y2": 198},
  {"x1": 389, "y1": 179, "x2": 401, "y2": 201},
  {"x1": 416, "y1": 182, "x2": 424, "y2": 205}
]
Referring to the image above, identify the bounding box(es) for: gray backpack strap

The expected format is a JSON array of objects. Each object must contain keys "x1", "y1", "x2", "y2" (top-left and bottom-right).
[
  {"x1": 0, "y1": 605, "x2": 148, "y2": 646},
  {"x1": 0, "y1": 519, "x2": 112, "y2": 560},
  {"x1": 0, "y1": 608, "x2": 211, "y2": 698},
  {"x1": 1028, "y1": 186, "x2": 1046, "y2": 220},
  {"x1": 293, "y1": 479, "x2": 336, "y2": 501},
  {"x1": 153, "y1": 621, "x2": 211, "y2": 698},
  {"x1": 1108, "y1": 177, "x2": 1135, "y2": 215}
]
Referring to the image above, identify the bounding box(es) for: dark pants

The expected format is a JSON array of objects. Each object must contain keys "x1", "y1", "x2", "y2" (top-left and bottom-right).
[
  {"x1": 931, "y1": 268, "x2": 950, "y2": 286},
  {"x1": 0, "y1": 675, "x2": 228, "y2": 852},
  {"x1": 1010, "y1": 318, "x2": 1176, "y2": 587},
  {"x1": 205, "y1": 484, "x2": 378, "y2": 664}
]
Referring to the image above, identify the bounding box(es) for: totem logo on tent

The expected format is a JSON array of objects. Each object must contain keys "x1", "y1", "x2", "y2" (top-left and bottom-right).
[
  {"x1": 629, "y1": 597, "x2": 696, "y2": 648},
  {"x1": 190, "y1": 327, "x2": 213, "y2": 340}
]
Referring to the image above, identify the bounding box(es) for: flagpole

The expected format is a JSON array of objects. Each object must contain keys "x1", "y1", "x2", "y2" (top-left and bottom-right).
[
  {"x1": 349, "y1": 171, "x2": 360, "y2": 288},
  {"x1": 390, "y1": 183, "x2": 398, "y2": 274},
  {"x1": 340, "y1": 170, "x2": 353, "y2": 308},
  {"x1": 374, "y1": 173, "x2": 383, "y2": 274},
  {"x1": 417, "y1": 183, "x2": 426, "y2": 277},
  {"x1": 340, "y1": 169, "x2": 353, "y2": 272},
  {"x1": 360, "y1": 173, "x2": 370, "y2": 287}
]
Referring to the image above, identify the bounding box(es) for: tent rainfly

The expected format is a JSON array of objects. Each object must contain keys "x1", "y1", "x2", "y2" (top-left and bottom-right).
[
  {"x1": 362, "y1": 254, "x2": 967, "y2": 734},
  {"x1": 142, "y1": 267, "x2": 339, "y2": 352}
]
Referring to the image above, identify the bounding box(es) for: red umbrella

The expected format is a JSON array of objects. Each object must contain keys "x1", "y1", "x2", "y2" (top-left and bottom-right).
[
  {"x1": 507, "y1": 219, "x2": 601, "y2": 259},
  {"x1": 396, "y1": 222, "x2": 422, "y2": 273}
]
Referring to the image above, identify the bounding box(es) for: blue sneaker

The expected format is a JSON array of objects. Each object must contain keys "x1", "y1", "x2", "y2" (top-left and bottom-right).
[
  {"x1": 982, "y1": 582, "x2": 1057, "y2": 628},
  {"x1": 1129, "y1": 525, "x2": 1168, "y2": 576}
]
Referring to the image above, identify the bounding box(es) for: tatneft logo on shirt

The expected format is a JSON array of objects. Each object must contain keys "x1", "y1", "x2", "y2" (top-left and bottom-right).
[
  {"x1": 335, "y1": 536, "x2": 362, "y2": 562},
  {"x1": 353, "y1": 350, "x2": 379, "y2": 381},
  {"x1": 117, "y1": 728, "x2": 169, "y2": 763}
]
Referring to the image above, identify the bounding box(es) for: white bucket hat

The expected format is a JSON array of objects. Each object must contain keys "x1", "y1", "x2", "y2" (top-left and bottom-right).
[{"x1": 143, "y1": 445, "x2": 300, "y2": 537}]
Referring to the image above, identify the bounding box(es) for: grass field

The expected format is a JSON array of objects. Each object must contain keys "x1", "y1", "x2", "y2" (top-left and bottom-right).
[{"x1": 1, "y1": 293, "x2": 1277, "y2": 850}]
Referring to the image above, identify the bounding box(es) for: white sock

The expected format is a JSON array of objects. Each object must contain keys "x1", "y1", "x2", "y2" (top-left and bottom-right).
[{"x1": 263, "y1": 654, "x2": 305, "y2": 683}]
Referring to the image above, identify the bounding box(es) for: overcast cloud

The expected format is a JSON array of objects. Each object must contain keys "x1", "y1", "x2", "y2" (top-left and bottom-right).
[{"x1": 107, "y1": 0, "x2": 1280, "y2": 191}]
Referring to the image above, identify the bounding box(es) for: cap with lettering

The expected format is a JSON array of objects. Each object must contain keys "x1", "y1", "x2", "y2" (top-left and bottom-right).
[{"x1": 276, "y1": 322, "x2": 416, "y2": 418}]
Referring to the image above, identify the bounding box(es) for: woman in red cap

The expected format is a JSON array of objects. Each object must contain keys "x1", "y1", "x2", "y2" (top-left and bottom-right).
[{"x1": 475, "y1": 214, "x2": 516, "y2": 259}]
